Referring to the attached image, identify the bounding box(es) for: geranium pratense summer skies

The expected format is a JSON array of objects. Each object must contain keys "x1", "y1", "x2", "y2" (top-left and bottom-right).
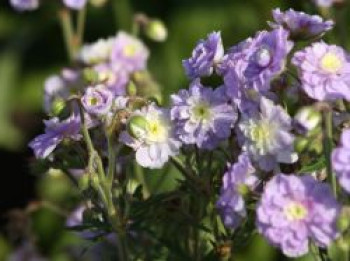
[
  {"x1": 63, "y1": 0, "x2": 87, "y2": 10},
  {"x1": 244, "y1": 27, "x2": 293, "y2": 92},
  {"x1": 10, "y1": 0, "x2": 39, "y2": 11},
  {"x1": 257, "y1": 174, "x2": 340, "y2": 257},
  {"x1": 332, "y1": 129, "x2": 350, "y2": 193},
  {"x1": 270, "y1": 8, "x2": 334, "y2": 40},
  {"x1": 111, "y1": 32, "x2": 149, "y2": 73},
  {"x1": 170, "y1": 80, "x2": 237, "y2": 149},
  {"x1": 183, "y1": 31, "x2": 224, "y2": 79},
  {"x1": 120, "y1": 104, "x2": 181, "y2": 169},
  {"x1": 217, "y1": 153, "x2": 259, "y2": 229},
  {"x1": 79, "y1": 37, "x2": 115, "y2": 65},
  {"x1": 238, "y1": 97, "x2": 297, "y2": 171},
  {"x1": 292, "y1": 42, "x2": 350, "y2": 101},
  {"x1": 29, "y1": 115, "x2": 81, "y2": 159},
  {"x1": 81, "y1": 84, "x2": 114, "y2": 116}
]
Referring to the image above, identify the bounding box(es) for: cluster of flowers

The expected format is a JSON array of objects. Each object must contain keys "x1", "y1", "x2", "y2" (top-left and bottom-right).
[
  {"x1": 10, "y1": 0, "x2": 87, "y2": 11},
  {"x1": 28, "y1": 6, "x2": 350, "y2": 259}
]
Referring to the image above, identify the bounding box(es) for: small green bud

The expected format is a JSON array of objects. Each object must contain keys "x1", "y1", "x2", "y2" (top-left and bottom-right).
[
  {"x1": 91, "y1": 174, "x2": 100, "y2": 189},
  {"x1": 145, "y1": 19, "x2": 168, "y2": 42},
  {"x1": 294, "y1": 137, "x2": 309, "y2": 153},
  {"x1": 127, "y1": 115, "x2": 149, "y2": 139},
  {"x1": 237, "y1": 184, "x2": 250, "y2": 197},
  {"x1": 90, "y1": 0, "x2": 108, "y2": 7},
  {"x1": 337, "y1": 207, "x2": 350, "y2": 232},
  {"x1": 83, "y1": 68, "x2": 99, "y2": 83},
  {"x1": 127, "y1": 81, "x2": 137, "y2": 96},
  {"x1": 51, "y1": 98, "x2": 66, "y2": 116},
  {"x1": 78, "y1": 174, "x2": 90, "y2": 191}
]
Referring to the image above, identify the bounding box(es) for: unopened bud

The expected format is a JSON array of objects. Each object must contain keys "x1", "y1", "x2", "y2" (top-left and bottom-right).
[
  {"x1": 51, "y1": 98, "x2": 66, "y2": 116},
  {"x1": 127, "y1": 115, "x2": 149, "y2": 139},
  {"x1": 79, "y1": 174, "x2": 90, "y2": 191},
  {"x1": 145, "y1": 20, "x2": 168, "y2": 42},
  {"x1": 237, "y1": 184, "x2": 250, "y2": 197},
  {"x1": 337, "y1": 207, "x2": 350, "y2": 232},
  {"x1": 294, "y1": 137, "x2": 309, "y2": 153},
  {"x1": 127, "y1": 81, "x2": 137, "y2": 96},
  {"x1": 90, "y1": 0, "x2": 108, "y2": 8},
  {"x1": 83, "y1": 68, "x2": 99, "y2": 83}
]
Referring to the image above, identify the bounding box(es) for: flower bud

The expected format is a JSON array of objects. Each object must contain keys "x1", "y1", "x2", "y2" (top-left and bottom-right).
[
  {"x1": 145, "y1": 20, "x2": 168, "y2": 42},
  {"x1": 83, "y1": 68, "x2": 99, "y2": 84},
  {"x1": 337, "y1": 207, "x2": 350, "y2": 232},
  {"x1": 294, "y1": 137, "x2": 309, "y2": 153},
  {"x1": 237, "y1": 184, "x2": 250, "y2": 197},
  {"x1": 51, "y1": 98, "x2": 66, "y2": 116},
  {"x1": 127, "y1": 115, "x2": 149, "y2": 139},
  {"x1": 78, "y1": 174, "x2": 90, "y2": 191},
  {"x1": 90, "y1": 0, "x2": 108, "y2": 7},
  {"x1": 127, "y1": 81, "x2": 137, "y2": 96}
]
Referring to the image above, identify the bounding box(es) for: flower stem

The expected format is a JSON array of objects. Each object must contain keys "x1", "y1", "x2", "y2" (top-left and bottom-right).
[
  {"x1": 78, "y1": 104, "x2": 128, "y2": 261},
  {"x1": 76, "y1": 6, "x2": 87, "y2": 49},
  {"x1": 323, "y1": 109, "x2": 337, "y2": 197},
  {"x1": 58, "y1": 9, "x2": 75, "y2": 62}
]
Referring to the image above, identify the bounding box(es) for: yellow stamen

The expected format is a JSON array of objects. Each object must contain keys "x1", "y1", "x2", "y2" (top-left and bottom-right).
[{"x1": 321, "y1": 53, "x2": 342, "y2": 73}]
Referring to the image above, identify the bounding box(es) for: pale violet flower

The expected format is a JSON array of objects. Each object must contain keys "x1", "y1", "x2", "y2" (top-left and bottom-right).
[
  {"x1": 292, "y1": 42, "x2": 350, "y2": 101},
  {"x1": 217, "y1": 153, "x2": 259, "y2": 229},
  {"x1": 10, "y1": 0, "x2": 39, "y2": 11},
  {"x1": 257, "y1": 174, "x2": 340, "y2": 257},
  {"x1": 81, "y1": 85, "x2": 113, "y2": 115},
  {"x1": 111, "y1": 32, "x2": 149, "y2": 73},
  {"x1": 238, "y1": 97, "x2": 297, "y2": 171},
  {"x1": 29, "y1": 114, "x2": 81, "y2": 159},
  {"x1": 170, "y1": 80, "x2": 237, "y2": 149},
  {"x1": 182, "y1": 31, "x2": 224, "y2": 79},
  {"x1": 119, "y1": 104, "x2": 181, "y2": 169},
  {"x1": 63, "y1": 0, "x2": 87, "y2": 10},
  {"x1": 79, "y1": 37, "x2": 115, "y2": 65}
]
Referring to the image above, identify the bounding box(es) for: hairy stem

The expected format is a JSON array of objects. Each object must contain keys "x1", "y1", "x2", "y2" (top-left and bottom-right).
[{"x1": 323, "y1": 109, "x2": 337, "y2": 197}]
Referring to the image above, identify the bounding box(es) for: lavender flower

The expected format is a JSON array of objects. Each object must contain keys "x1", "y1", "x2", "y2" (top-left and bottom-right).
[
  {"x1": 10, "y1": 0, "x2": 39, "y2": 11},
  {"x1": 170, "y1": 80, "x2": 237, "y2": 149},
  {"x1": 29, "y1": 115, "x2": 81, "y2": 159},
  {"x1": 244, "y1": 27, "x2": 293, "y2": 91},
  {"x1": 257, "y1": 174, "x2": 340, "y2": 257},
  {"x1": 183, "y1": 31, "x2": 224, "y2": 79},
  {"x1": 238, "y1": 97, "x2": 297, "y2": 171},
  {"x1": 63, "y1": 0, "x2": 87, "y2": 10},
  {"x1": 270, "y1": 8, "x2": 334, "y2": 40},
  {"x1": 94, "y1": 64, "x2": 129, "y2": 96},
  {"x1": 111, "y1": 32, "x2": 149, "y2": 73},
  {"x1": 79, "y1": 37, "x2": 115, "y2": 65},
  {"x1": 81, "y1": 85, "x2": 113, "y2": 115},
  {"x1": 292, "y1": 42, "x2": 350, "y2": 101},
  {"x1": 332, "y1": 129, "x2": 350, "y2": 193},
  {"x1": 43, "y1": 75, "x2": 69, "y2": 114},
  {"x1": 217, "y1": 153, "x2": 258, "y2": 229},
  {"x1": 120, "y1": 104, "x2": 181, "y2": 169},
  {"x1": 314, "y1": 0, "x2": 334, "y2": 7}
]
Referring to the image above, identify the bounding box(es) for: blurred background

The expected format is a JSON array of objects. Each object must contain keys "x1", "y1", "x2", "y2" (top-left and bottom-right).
[{"x1": 0, "y1": 0, "x2": 348, "y2": 260}]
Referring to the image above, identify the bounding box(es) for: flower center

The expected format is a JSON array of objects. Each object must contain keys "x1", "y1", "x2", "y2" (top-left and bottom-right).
[
  {"x1": 88, "y1": 96, "x2": 99, "y2": 106},
  {"x1": 251, "y1": 120, "x2": 272, "y2": 146},
  {"x1": 321, "y1": 53, "x2": 342, "y2": 73},
  {"x1": 284, "y1": 202, "x2": 308, "y2": 221},
  {"x1": 192, "y1": 101, "x2": 211, "y2": 121},
  {"x1": 146, "y1": 119, "x2": 168, "y2": 143},
  {"x1": 256, "y1": 47, "x2": 272, "y2": 67},
  {"x1": 123, "y1": 44, "x2": 137, "y2": 57}
]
